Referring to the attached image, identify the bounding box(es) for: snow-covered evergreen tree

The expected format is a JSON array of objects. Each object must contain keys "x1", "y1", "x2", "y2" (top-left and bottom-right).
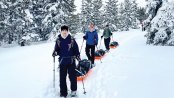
[
  {"x1": 123, "y1": 0, "x2": 132, "y2": 31},
  {"x1": 91, "y1": 0, "x2": 103, "y2": 29},
  {"x1": 144, "y1": 0, "x2": 174, "y2": 46},
  {"x1": 81, "y1": 0, "x2": 93, "y2": 32},
  {"x1": 63, "y1": 0, "x2": 80, "y2": 35},
  {"x1": 118, "y1": 0, "x2": 139, "y2": 31},
  {"x1": 104, "y1": 0, "x2": 119, "y2": 31},
  {"x1": 130, "y1": 0, "x2": 139, "y2": 29},
  {"x1": 118, "y1": 3, "x2": 127, "y2": 31},
  {"x1": 137, "y1": 7, "x2": 147, "y2": 23},
  {"x1": 0, "y1": 0, "x2": 78, "y2": 45}
]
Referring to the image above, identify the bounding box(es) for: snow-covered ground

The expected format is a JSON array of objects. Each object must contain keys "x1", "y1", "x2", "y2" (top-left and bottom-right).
[{"x1": 0, "y1": 29, "x2": 174, "y2": 98}]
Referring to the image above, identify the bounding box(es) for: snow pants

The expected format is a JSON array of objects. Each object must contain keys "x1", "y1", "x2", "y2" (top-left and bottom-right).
[
  {"x1": 104, "y1": 37, "x2": 111, "y2": 50},
  {"x1": 85, "y1": 44, "x2": 95, "y2": 64},
  {"x1": 59, "y1": 61, "x2": 77, "y2": 96}
]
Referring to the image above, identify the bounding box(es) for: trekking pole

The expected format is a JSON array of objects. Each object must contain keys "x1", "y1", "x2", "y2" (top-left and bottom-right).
[
  {"x1": 99, "y1": 37, "x2": 103, "y2": 49},
  {"x1": 75, "y1": 67, "x2": 87, "y2": 94},
  {"x1": 80, "y1": 39, "x2": 84, "y2": 54},
  {"x1": 53, "y1": 56, "x2": 55, "y2": 88},
  {"x1": 111, "y1": 35, "x2": 114, "y2": 41},
  {"x1": 81, "y1": 75, "x2": 86, "y2": 94},
  {"x1": 80, "y1": 67, "x2": 86, "y2": 94},
  {"x1": 95, "y1": 45, "x2": 102, "y2": 63}
]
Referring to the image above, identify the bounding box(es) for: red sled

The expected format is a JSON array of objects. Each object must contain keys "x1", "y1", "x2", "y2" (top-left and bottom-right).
[
  {"x1": 110, "y1": 41, "x2": 119, "y2": 49},
  {"x1": 77, "y1": 69, "x2": 92, "y2": 81},
  {"x1": 110, "y1": 45, "x2": 117, "y2": 49}
]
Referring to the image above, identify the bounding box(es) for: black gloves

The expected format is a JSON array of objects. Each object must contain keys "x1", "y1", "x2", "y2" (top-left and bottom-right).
[
  {"x1": 83, "y1": 36, "x2": 86, "y2": 40},
  {"x1": 95, "y1": 43, "x2": 98, "y2": 46},
  {"x1": 52, "y1": 51, "x2": 58, "y2": 57},
  {"x1": 110, "y1": 33, "x2": 112, "y2": 35},
  {"x1": 76, "y1": 55, "x2": 81, "y2": 61},
  {"x1": 101, "y1": 36, "x2": 103, "y2": 38}
]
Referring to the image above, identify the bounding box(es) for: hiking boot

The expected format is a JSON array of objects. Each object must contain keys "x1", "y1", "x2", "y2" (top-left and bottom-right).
[
  {"x1": 92, "y1": 63, "x2": 96, "y2": 67},
  {"x1": 71, "y1": 91, "x2": 77, "y2": 97},
  {"x1": 105, "y1": 49, "x2": 109, "y2": 53},
  {"x1": 60, "y1": 94, "x2": 67, "y2": 98}
]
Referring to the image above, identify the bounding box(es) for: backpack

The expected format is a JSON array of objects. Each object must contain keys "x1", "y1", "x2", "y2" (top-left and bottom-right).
[
  {"x1": 110, "y1": 41, "x2": 119, "y2": 46},
  {"x1": 76, "y1": 59, "x2": 91, "y2": 76},
  {"x1": 56, "y1": 35, "x2": 74, "y2": 51}
]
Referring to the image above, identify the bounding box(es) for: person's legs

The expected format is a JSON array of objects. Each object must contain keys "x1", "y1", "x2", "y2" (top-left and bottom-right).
[
  {"x1": 91, "y1": 45, "x2": 95, "y2": 64},
  {"x1": 106, "y1": 37, "x2": 111, "y2": 50},
  {"x1": 104, "y1": 38, "x2": 107, "y2": 50},
  {"x1": 85, "y1": 44, "x2": 91, "y2": 61},
  {"x1": 59, "y1": 64, "x2": 68, "y2": 97},
  {"x1": 68, "y1": 61, "x2": 77, "y2": 92}
]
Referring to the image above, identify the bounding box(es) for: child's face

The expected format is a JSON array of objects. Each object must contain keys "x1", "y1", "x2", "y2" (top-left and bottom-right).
[{"x1": 61, "y1": 30, "x2": 68, "y2": 37}]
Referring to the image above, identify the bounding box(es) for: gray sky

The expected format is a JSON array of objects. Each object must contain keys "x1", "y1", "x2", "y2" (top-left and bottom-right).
[{"x1": 74, "y1": 0, "x2": 147, "y2": 13}]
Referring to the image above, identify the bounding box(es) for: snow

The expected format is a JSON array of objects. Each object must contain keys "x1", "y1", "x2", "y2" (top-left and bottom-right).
[
  {"x1": 25, "y1": 9, "x2": 34, "y2": 22},
  {"x1": 48, "y1": 4, "x2": 57, "y2": 12},
  {"x1": 1, "y1": 29, "x2": 174, "y2": 98},
  {"x1": 0, "y1": 1, "x2": 7, "y2": 8}
]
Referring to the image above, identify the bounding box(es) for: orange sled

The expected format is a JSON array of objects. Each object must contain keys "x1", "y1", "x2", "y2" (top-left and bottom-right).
[
  {"x1": 77, "y1": 69, "x2": 92, "y2": 81},
  {"x1": 95, "y1": 56, "x2": 102, "y2": 60},
  {"x1": 110, "y1": 45, "x2": 117, "y2": 49}
]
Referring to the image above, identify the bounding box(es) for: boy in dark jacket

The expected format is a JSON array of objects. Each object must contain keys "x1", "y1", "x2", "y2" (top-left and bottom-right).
[
  {"x1": 83, "y1": 22, "x2": 98, "y2": 67},
  {"x1": 52, "y1": 25, "x2": 80, "y2": 98},
  {"x1": 101, "y1": 24, "x2": 112, "y2": 52}
]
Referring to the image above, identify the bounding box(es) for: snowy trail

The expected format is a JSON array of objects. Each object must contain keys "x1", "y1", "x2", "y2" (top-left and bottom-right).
[{"x1": 0, "y1": 29, "x2": 174, "y2": 98}]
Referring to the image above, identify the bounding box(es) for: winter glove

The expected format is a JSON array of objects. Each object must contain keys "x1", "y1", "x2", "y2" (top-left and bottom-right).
[
  {"x1": 52, "y1": 51, "x2": 58, "y2": 57},
  {"x1": 101, "y1": 36, "x2": 103, "y2": 38},
  {"x1": 95, "y1": 42, "x2": 98, "y2": 46},
  {"x1": 83, "y1": 36, "x2": 86, "y2": 40},
  {"x1": 76, "y1": 55, "x2": 81, "y2": 61}
]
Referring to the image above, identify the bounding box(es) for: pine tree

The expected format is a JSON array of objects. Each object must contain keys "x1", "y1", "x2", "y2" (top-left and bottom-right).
[
  {"x1": 144, "y1": 0, "x2": 174, "y2": 46},
  {"x1": 130, "y1": 0, "x2": 139, "y2": 29},
  {"x1": 0, "y1": 0, "x2": 80, "y2": 45},
  {"x1": 63, "y1": 0, "x2": 79, "y2": 35},
  {"x1": 104, "y1": 0, "x2": 119, "y2": 31},
  {"x1": 118, "y1": 2, "x2": 127, "y2": 31},
  {"x1": 81, "y1": 0, "x2": 93, "y2": 32},
  {"x1": 123, "y1": 0, "x2": 132, "y2": 31},
  {"x1": 91, "y1": 0, "x2": 103, "y2": 29},
  {"x1": 136, "y1": 7, "x2": 147, "y2": 23}
]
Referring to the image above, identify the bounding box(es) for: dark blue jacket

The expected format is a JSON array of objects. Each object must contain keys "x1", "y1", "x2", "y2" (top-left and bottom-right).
[
  {"x1": 54, "y1": 34, "x2": 80, "y2": 65},
  {"x1": 85, "y1": 30, "x2": 98, "y2": 45}
]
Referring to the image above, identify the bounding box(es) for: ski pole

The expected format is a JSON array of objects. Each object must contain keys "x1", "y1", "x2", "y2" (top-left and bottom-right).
[
  {"x1": 80, "y1": 67, "x2": 87, "y2": 94},
  {"x1": 112, "y1": 34, "x2": 114, "y2": 41},
  {"x1": 80, "y1": 39, "x2": 84, "y2": 54},
  {"x1": 53, "y1": 56, "x2": 55, "y2": 88},
  {"x1": 75, "y1": 68, "x2": 86, "y2": 94},
  {"x1": 95, "y1": 45, "x2": 102, "y2": 63},
  {"x1": 99, "y1": 37, "x2": 103, "y2": 49}
]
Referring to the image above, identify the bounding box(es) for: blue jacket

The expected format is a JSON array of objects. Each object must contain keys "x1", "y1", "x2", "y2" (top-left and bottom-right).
[
  {"x1": 85, "y1": 30, "x2": 98, "y2": 45},
  {"x1": 54, "y1": 34, "x2": 80, "y2": 65}
]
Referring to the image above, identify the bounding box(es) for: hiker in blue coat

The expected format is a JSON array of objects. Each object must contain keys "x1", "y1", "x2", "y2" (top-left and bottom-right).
[
  {"x1": 83, "y1": 22, "x2": 98, "y2": 67},
  {"x1": 52, "y1": 25, "x2": 80, "y2": 97}
]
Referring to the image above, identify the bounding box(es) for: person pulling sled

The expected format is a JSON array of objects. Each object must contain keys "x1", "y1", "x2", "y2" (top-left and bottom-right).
[
  {"x1": 83, "y1": 22, "x2": 98, "y2": 67},
  {"x1": 101, "y1": 24, "x2": 112, "y2": 52},
  {"x1": 52, "y1": 25, "x2": 81, "y2": 98}
]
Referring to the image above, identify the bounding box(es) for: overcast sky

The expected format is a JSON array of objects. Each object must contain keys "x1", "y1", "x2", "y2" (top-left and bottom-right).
[{"x1": 74, "y1": 0, "x2": 147, "y2": 13}]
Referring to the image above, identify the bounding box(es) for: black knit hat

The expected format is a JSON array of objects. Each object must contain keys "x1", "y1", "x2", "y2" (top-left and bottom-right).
[{"x1": 61, "y1": 25, "x2": 69, "y2": 31}]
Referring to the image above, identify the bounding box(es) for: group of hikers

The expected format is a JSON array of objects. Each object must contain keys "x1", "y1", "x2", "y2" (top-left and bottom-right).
[{"x1": 52, "y1": 22, "x2": 113, "y2": 98}]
